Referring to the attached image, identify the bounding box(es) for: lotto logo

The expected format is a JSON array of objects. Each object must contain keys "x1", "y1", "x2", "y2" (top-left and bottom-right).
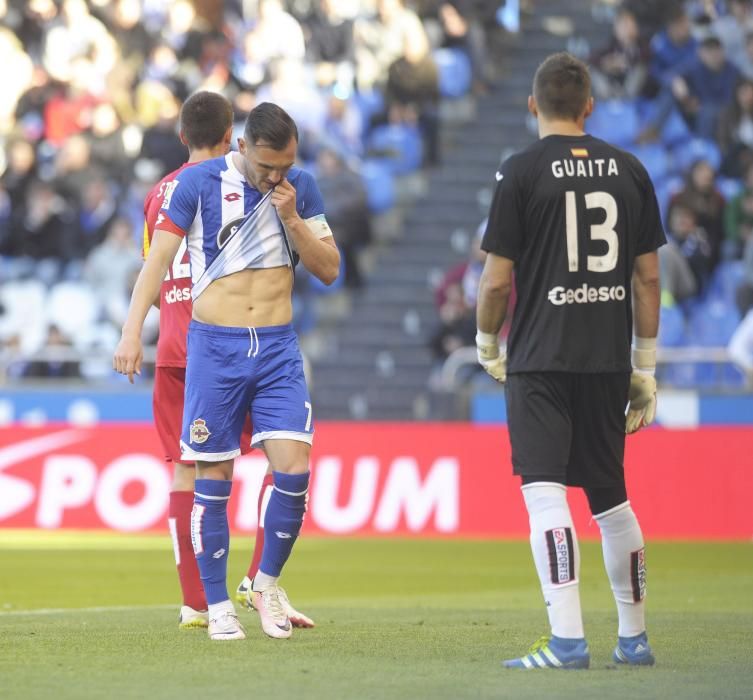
[{"x1": 224, "y1": 192, "x2": 241, "y2": 202}]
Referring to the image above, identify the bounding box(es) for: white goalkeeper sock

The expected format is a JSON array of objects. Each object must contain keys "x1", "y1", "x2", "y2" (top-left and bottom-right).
[
  {"x1": 522, "y1": 482, "x2": 584, "y2": 639},
  {"x1": 594, "y1": 501, "x2": 646, "y2": 637}
]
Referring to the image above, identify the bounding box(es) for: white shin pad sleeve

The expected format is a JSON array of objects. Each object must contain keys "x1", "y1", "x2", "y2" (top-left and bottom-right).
[
  {"x1": 522, "y1": 482, "x2": 584, "y2": 639},
  {"x1": 594, "y1": 500, "x2": 647, "y2": 637}
]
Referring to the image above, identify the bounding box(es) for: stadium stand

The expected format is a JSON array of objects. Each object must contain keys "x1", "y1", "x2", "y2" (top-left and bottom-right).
[{"x1": 1, "y1": 0, "x2": 751, "y2": 419}]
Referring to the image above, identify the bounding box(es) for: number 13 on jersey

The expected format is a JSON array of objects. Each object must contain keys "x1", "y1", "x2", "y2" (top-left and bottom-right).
[{"x1": 565, "y1": 191, "x2": 618, "y2": 273}]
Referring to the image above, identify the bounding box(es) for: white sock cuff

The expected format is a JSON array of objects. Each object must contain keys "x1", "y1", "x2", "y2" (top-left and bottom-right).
[
  {"x1": 208, "y1": 599, "x2": 235, "y2": 619},
  {"x1": 593, "y1": 500, "x2": 632, "y2": 521},
  {"x1": 520, "y1": 481, "x2": 567, "y2": 495},
  {"x1": 252, "y1": 570, "x2": 280, "y2": 591}
]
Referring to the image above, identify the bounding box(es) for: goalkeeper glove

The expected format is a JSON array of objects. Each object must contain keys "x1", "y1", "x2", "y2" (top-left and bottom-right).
[
  {"x1": 476, "y1": 331, "x2": 506, "y2": 383},
  {"x1": 626, "y1": 337, "x2": 657, "y2": 434}
]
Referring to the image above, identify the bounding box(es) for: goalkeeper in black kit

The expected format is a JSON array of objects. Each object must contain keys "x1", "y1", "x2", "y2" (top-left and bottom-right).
[{"x1": 476, "y1": 52, "x2": 664, "y2": 669}]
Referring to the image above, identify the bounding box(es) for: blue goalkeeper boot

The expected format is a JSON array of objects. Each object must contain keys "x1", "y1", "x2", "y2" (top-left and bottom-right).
[
  {"x1": 503, "y1": 635, "x2": 590, "y2": 669},
  {"x1": 613, "y1": 632, "x2": 655, "y2": 666}
]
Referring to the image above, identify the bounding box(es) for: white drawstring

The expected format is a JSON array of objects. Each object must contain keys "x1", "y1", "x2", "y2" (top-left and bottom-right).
[{"x1": 247, "y1": 327, "x2": 260, "y2": 358}]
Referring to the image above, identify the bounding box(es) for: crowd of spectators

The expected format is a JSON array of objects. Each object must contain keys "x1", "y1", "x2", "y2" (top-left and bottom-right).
[
  {"x1": 429, "y1": 0, "x2": 753, "y2": 387},
  {"x1": 0, "y1": 0, "x2": 501, "y2": 381}
]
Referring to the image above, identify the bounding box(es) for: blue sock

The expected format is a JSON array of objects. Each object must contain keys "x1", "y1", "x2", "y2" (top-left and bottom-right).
[
  {"x1": 192, "y1": 479, "x2": 232, "y2": 605},
  {"x1": 258, "y1": 471, "x2": 309, "y2": 578}
]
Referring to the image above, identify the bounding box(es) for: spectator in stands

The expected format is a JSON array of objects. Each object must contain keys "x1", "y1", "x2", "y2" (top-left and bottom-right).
[
  {"x1": 718, "y1": 77, "x2": 753, "y2": 177},
  {"x1": 320, "y1": 93, "x2": 365, "y2": 159},
  {"x1": 724, "y1": 159, "x2": 753, "y2": 257},
  {"x1": 589, "y1": 6, "x2": 651, "y2": 100},
  {"x1": 432, "y1": 0, "x2": 490, "y2": 93},
  {"x1": 241, "y1": 0, "x2": 306, "y2": 78},
  {"x1": 0, "y1": 25, "x2": 33, "y2": 135},
  {"x1": 255, "y1": 58, "x2": 328, "y2": 157},
  {"x1": 42, "y1": 0, "x2": 117, "y2": 87},
  {"x1": 354, "y1": 0, "x2": 428, "y2": 92},
  {"x1": 303, "y1": 0, "x2": 356, "y2": 89},
  {"x1": 666, "y1": 202, "x2": 714, "y2": 294},
  {"x1": 75, "y1": 179, "x2": 118, "y2": 257},
  {"x1": 1, "y1": 139, "x2": 36, "y2": 224},
  {"x1": 671, "y1": 35, "x2": 739, "y2": 139},
  {"x1": 669, "y1": 159, "x2": 726, "y2": 267},
  {"x1": 713, "y1": 0, "x2": 753, "y2": 70},
  {"x1": 649, "y1": 3, "x2": 698, "y2": 89},
  {"x1": 83, "y1": 216, "x2": 142, "y2": 299},
  {"x1": 87, "y1": 103, "x2": 133, "y2": 185},
  {"x1": 22, "y1": 324, "x2": 81, "y2": 379},
  {"x1": 10, "y1": 179, "x2": 75, "y2": 263},
  {"x1": 384, "y1": 24, "x2": 441, "y2": 165},
  {"x1": 315, "y1": 147, "x2": 371, "y2": 288},
  {"x1": 623, "y1": 0, "x2": 675, "y2": 40},
  {"x1": 733, "y1": 31, "x2": 753, "y2": 80},
  {"x1": 430, "y1": 222, "x2": 488, "y2": 362},
  {"x1": 106, "y1": 0, "x2": 154, "y2": 67},
  {"x1": 138, "y1": 96, "x2": 186, "y2": 176},
  {"x1": 659, "y1": 236, "x2": 699, "y2": 304}
]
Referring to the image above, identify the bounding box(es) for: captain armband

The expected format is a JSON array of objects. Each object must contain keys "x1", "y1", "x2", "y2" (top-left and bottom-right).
[{"x1": 304, "y1": 214, "x2": 334, "y2": 240}]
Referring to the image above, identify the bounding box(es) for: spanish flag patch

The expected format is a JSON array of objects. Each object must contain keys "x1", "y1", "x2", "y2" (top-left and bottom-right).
[{"x1": 570, "y1": 148, "x2": 589, "y2": 157}]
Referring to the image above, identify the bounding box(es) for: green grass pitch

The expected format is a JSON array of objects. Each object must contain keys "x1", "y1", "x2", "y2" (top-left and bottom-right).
[{"x1": 1, "y1": 533, "x2": 751, "y2": 699}]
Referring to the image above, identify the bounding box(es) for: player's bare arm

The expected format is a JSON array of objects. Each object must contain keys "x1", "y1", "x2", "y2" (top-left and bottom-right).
[
  {"x1": 627, "y1": 251, "x2": 661, "y2": 434},
  {"x1": 632, "y1": 251, "x2": 660, "y2": 340},
  {"x1": 475, "y1": 252, "x2": 514, "y2": 382},
  {"x1": 113, "y1": 229, "x2": 182, "y2": 383},
  {"x1": 272, "y1": 178, "x2": 340, "y2": 285}
]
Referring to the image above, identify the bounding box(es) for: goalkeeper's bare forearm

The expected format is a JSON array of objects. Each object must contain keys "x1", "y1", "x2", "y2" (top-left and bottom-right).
[
  {"x1": 632, "y1": 251, "x2": 660, "y2": 341},
  {"x1": 477, "y1": 252, "x2": 514, "y2": 335}
]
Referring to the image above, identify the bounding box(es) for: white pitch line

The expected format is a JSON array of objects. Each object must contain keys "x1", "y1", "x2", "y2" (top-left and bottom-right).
[{"x1": 0, "y1": 604, "x2": 176, "y2": 617}]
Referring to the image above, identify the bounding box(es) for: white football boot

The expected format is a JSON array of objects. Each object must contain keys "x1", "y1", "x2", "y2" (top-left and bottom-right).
[
  {"x1": 252, "y1": 586, "x2": 293, "y2": 639},
  {"x1": 178, "y1": 605, "x2": 208, "y2": 630},
  {"x1": 208, "y1": 610, "x2": 246, "y2": 641}
]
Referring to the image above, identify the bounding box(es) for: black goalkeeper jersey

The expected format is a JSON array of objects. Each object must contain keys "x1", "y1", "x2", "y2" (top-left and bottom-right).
[{"x1": 482, "y1": 133, "x2": 666, "y2": 374}]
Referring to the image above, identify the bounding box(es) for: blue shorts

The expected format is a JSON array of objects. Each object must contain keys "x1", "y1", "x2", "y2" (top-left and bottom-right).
[{"x1": 180, "y1": 321, "x2": 313, "y2": 462}]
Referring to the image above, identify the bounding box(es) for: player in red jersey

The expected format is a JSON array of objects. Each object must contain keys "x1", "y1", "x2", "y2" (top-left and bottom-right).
[{"x1": 143, "y1": 91, "x2": 313, "y2": 630}]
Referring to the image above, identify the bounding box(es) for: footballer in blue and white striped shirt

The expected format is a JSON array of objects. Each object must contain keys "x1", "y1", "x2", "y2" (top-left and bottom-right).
[{"x1": 114, "y1": 102, "x2": 339, "y2": 641}]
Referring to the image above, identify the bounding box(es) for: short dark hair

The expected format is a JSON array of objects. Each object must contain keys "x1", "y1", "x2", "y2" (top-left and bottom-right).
[
  {"x1": 243, "y1": 102, "x2": 299, "y2": 149},
  {"x1": 700, "y1": 35, "x2": 723, "y2": 50},
  {"x1": 533, "y1": 52, "x2": 591, "y2": 121},
  {"x1": 179, "y1": 91, "x2": 233, "y2": 149}
]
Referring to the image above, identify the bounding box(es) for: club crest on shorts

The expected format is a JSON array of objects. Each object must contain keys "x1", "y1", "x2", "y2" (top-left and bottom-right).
[{"x1": 190, "y1": 418, "x2": 211, "y2": 444}]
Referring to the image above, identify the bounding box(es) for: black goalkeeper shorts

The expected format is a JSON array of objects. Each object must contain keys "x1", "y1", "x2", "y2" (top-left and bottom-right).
[{"x1": 505, "y1": 372, "x2": 631, "y2": 488}]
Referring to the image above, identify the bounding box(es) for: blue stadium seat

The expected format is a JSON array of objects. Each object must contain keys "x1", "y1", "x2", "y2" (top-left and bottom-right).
[
  {"x1": 366, "y1": 124, "x2": 423, "y2": 175},
  {"x1": 637, "y1": 100, "x2": 691, "y2": 148},
  {"x1": 707, "y1": 260, "x2": 746, "y2": 303},
  {"x1": 586, "y1": 99, "x2": 640, "y2": 145},
  {"x1": 688, "y1": 298, "x2": 741, "y2": 346},
  {"x1": 360, "y1": 159, "x2": 396, "y2": 213},
  {"x1": 659, "y1": 108, "x2": 692, "y2": 148},
  {"x1": 353, "y1": 90, "x2": 385, "y2": 139},
  {"x1": 658, "y1": 303, "x2": 687, "y2": 346},
  {"x1": 653, "y1": 175, "x2": 683, "y2": 223},
  {"x1": 671, "y1": 137, "x2": 722, "y2": 173},
  {"x1": 716, "y1": 176, "x2": 743, "y2": 200},
  {"x1": 433, "y1": 48, "x2": 473, "y2": 99},
  {"x1": 626, "y1": 143, "x2": 670, "y2": 184}
]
